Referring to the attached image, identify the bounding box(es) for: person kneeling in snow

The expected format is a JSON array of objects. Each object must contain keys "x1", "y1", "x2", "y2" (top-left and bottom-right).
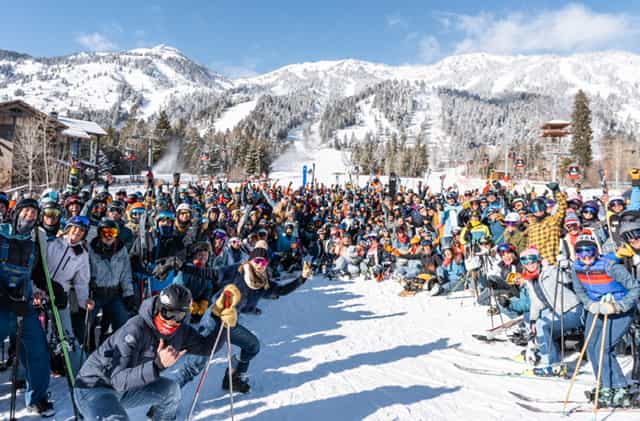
[{"x1": 74, "y1": 284, "x2": 227, "y2": 421}]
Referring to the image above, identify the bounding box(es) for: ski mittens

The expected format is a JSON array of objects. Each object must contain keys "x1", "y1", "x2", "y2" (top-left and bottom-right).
[
  {"x1": 546, "y1": 182, "x2": 560, "y2": 194},
  {"x1": 52, "y1": 281, "x2": 68, "y2": 309},
  {"x1": 212, "y1": 284, "x2": 242, "y2": 328},
  {"x1": 190, "y1": 299, "x2": 209, "y2": 316},
  {"x1": 301, "y1": 261, "x2": 313, "y2": 281},
  {"x1": 588, "y1": 301, "x2": 622, "y2": 315}
]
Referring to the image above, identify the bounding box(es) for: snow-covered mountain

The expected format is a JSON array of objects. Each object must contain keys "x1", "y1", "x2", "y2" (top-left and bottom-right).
[
  {"x1": 0, "y1": 44, "x2": 232, "y2": 123},
  {"x1": 1, "y1": 45, "x2": 639, "y2": 169}
]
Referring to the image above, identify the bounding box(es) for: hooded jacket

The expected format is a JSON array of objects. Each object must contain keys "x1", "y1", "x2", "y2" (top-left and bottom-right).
[
  {"x1": 46, "y1": 236, "x2": 90, "y2": 308},
  {"x1": 89, "y1": 237, "x2": 134, "y2": 297},
  {"x1": 75, "y1": 296, "x2": 219, "y2": 391}
]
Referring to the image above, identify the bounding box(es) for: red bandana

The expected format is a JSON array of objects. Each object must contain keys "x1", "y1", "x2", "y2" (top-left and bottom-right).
[{"x1": 153, "y1": 313, "x2": 179, "y2": 336}]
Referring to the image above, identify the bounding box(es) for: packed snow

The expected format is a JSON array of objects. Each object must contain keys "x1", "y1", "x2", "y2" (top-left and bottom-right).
[{"x1": 2, "y1": 274, "x2": 636, "y2": 420}]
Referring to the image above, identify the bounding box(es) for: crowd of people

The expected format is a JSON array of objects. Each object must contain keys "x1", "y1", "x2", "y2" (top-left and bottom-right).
[{"x1": 1, "y1": 167, "x2": 640, "y2": 419}]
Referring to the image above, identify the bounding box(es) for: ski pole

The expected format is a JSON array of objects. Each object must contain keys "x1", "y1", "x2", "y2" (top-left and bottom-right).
[
  {"x1": 549, "y1": 264, "x2": 560, "y2": 362},
  {"x1": 186, "y1": 318, "x2": 226, "y2": 421},
  {"x1": 224, "y1": 291, "x2": 236, "y2": 421},
  {"x1": 9, "y1": 314, "x2": 23, "y2": 421},
  {"x1": 563, "y1": 310, "x2": 599, "y2": 412},
  {"x1": 593, "y1": 312, "x2": 609, "y2": 418},
  {"x1": 80, "y1": 301, "x2": 92, "y2": 363}
]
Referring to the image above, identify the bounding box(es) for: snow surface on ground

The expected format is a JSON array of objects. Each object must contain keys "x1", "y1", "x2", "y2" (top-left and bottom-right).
[{"x1": 2, "y1": 274, "x2": 636, "y2": 420}]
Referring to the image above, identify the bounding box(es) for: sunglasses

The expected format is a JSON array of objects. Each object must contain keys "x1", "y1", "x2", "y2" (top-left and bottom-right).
[
  {"x1": 43, "y1": 208, "x2": 61, "y2": 218},
  {"x1": 576, "y1": 246, "x2": 598, "y2": 258},
  {"x1": 160, "y1": 307, "x2": 187, "y2": 322},
  {"x1": 100, "y1": 227, "x2": 119, "y2": 239},
  {"x1": 252, "y1": 257, "x2": 269, "y2": 267},
  {"x1": 565, "y1": 223, "x2": 580, "y2": 230},
  {"x1": 230, "y1": 239, "x2": 241, "y2": 245},
  {"x1": 519, "y1": 255, "x2": 540, "y2": 265},
  {"x1": 108, "y1": 206, "x2": 123, "y2": 214},
  {"x1": 622, "y1": 228, "x2": 640, "y2": 242},
  {"x1": 505, "y1": 221, "x2": 519, "y2": 226}
]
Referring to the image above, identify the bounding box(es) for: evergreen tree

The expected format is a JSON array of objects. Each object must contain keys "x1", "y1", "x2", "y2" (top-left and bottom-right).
[{"x1": 570, "y1": 90, "x2": 593, "y2": 168}]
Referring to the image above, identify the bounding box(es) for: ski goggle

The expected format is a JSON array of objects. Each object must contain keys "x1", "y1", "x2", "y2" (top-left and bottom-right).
[
  {"x1": 519, "y1": 255, "x2": 540, "y2": 265},
  {"x1": 576, "y1": 245, "x2": 598, "y2": 258},
  {"x1": 565, "y1": 223, "x2": 580, "y2": 230},
  {"x1": 581, "y1": 206, "x2": 597, "y2": 215},
  {"x1": 108, "y1": 206, "x2": 124, "y2": 214},
  {"x1": 43, "y1": 208, "x2": 61, "y2": 218},
  {"x1": 505, "y1": 221, "x2": 519, "y2": 226},
  {"x1": 130, "y1": 208, "x2": 146, "y2": 217},
  {"x1": 497, "y1": 244, "x2": 515, "y2": 255},
  {"x1": 621, "y1": 228, "x2": 640, "y2": 242},
  {"x1": 160, "y1": 307, "x2": 187, "y2": 322},
  {"x1": 252, "y1": 257, "x2": 269, "y2": 267},
  {"x1": 229, "y1": 238, "x2": 241, "y2": 245},
  {"x1": 68, "y1": 215, "x2": 90, "y2": 230},
  {"x1": 609, "y1": 199, "x2": 625, "y2": 208},
  {"x1": 100, "y1": 227, "x2": 119, "y2": 239}
]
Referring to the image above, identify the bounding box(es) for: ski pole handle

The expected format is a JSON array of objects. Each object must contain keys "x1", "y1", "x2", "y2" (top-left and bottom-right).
[{"x1": 224, "y1": 290, "x2": 232, "y2": 309}]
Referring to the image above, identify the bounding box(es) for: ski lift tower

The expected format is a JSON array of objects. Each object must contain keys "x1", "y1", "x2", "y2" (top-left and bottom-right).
[{"x1": 540, "y1": 120, "x2": 571, "y2": 182}]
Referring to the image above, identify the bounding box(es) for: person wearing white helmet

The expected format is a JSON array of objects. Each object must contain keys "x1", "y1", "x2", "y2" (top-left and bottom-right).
[{"x1": 503, "y1": 212, "x2": 527, "y2": 254}]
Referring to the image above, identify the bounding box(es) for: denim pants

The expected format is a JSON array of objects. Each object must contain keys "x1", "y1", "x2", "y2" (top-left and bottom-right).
[
  {"x1": 166, "y1": 316, "x2": 259, "y2": 388},
  {"x1": 0, "y1": 307, "x2": 50, "y2": 406},
  {"x1": 585, "y1": 310, "x2": 634, "y2": 388},
  {"x1": 74, "y1": 377, "x2": 181, "y2": 421},
  {"x1": 88, "y1": 295, "x2": 129, "y2": 346},
  {"x1": 535, "y1": 305, "x2": 583, "y2": 366}
]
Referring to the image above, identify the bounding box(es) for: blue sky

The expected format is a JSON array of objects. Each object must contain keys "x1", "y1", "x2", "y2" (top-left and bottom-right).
[{"x1": 2, "y1": 1, "x2": 639, "y2": 77}]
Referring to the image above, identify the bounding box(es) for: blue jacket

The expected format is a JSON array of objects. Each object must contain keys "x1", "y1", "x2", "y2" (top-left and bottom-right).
[
  {"x1": 76, "y1": 296, "x2": 219, "y2": 391},
  {"x1": 509, "y1": 287, "x2": 530, "y2": 314},
  {"x1": 572, "y1": 255, "x2": 640, "y2": 312}
]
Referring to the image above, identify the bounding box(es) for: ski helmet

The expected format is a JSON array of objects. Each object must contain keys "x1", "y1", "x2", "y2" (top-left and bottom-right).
[
  {"x1": 607, "y1": 196, "x2": 626, "y2": 211},
  {"x1": 176, "y1": 203, "x2": 192, "y2": 214},
  {"x1": 619, "y1": 220, "x2": 640, "y2": 245},
  {"x1": 529, "y1": 198, "x2": 546, "y2": 214},
  {"x1": 505, "y1": 212, "x2": 520, "y2": 223},
  {"x1": 156, "y1": 284, "x2": 192, "y2": 322},
  {"x1": 64, "y1": 195, "x2": 84, "y2": 210}
]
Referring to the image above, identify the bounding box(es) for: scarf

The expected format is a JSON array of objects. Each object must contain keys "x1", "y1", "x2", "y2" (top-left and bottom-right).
[{"x1": 241, "y1": 262, "x2": 269, "y2": 290}]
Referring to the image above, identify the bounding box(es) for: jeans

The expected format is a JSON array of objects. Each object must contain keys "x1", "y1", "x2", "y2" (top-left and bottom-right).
[
  {"x1": 74, "y1": 377, "x2": 181, "y2": 421},
  {"x1": 88, "y1": 295, "x2": 129, "y2": 347},
  {"x1": 0, "y1": 307, "x2": 50, "y2": 405},
  {"x1": 166, "y1": 315, "x2": 259, "y2": 388},
  {"x1": 585, "y1": 310, "x2": 634, "y2": 388},
  {"x1": 395, "y1": 260, "x2": 422, "y2": 279},
  {"x1": 535, "y1": 305, "x2": 583, "y2": 366}
]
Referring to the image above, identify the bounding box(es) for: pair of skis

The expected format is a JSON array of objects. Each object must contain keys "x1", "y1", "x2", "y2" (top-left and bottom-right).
[{"x1": 510, "y1": 390, "x2": 640, "y2": 414}]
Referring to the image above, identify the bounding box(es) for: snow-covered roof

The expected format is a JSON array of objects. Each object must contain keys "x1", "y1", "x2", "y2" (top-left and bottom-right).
[
  {"x1": 57, "y1": 116, "x2": 107, "y2": 137},
  {"x1": 61, "y1": 127, "x2": 91, "y2": 139}
]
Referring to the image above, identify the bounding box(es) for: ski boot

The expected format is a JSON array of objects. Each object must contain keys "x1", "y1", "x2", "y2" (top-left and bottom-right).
[
  {"x1": 27, "y1": 398, "x2": 55, "y2": 417},
  {"x1": 524, "y1": 364, "x2": 567, "y2": 378},
  {"x1": 585, "y1": 387, "x2": 633, "y2": 407},
  {"x1": 222, "y1": 368, "x2": 251, "y2": 394}
]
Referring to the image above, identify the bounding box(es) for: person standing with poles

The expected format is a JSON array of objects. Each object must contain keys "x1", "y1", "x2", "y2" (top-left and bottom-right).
[
  {"x1": 571, "y1": 234, "x2": 640, "y2": 408},
  {"x1": 0, "y1": 199, "x2": 55, "y2": 417}
]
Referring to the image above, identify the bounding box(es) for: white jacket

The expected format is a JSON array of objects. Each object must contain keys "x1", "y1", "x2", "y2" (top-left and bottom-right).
[{"x1": 46, "y1": 236, "x2": 91, "y2": 308}]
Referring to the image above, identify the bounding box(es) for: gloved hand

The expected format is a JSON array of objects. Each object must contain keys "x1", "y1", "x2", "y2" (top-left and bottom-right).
[
  {"x1": 497, "y1": 294, "x2": 511, "y2": 308},
  {"x1": 616, "y1": 244, "x2": 636, "y2": 259},
  {"x1": 123, "y1": 295, "x2": 138, "y2": 313},
  {"x1": 525, "y1": 339, "x2": 540, "y2": 366},
  {"x1": 212, "y1": 284, "x2": 242, "y2": 317},
  {"x1": 219, "y1": 307, "x2": 238, "y2": 328},
  {"x1": 556, "y1": 255, "x2": 570, "y2": 270},
  {"x1": 546, "y1": 182, "x2": 560, "y2": 194},
  {"x1": 598, "y1": 302, "x2": 621, "y2": 315},
  {"x1": 52, "y1": 281, "x2": 68, "y2": 309},
  {"x1": 152, "y1": 262, "x2": 171, "y2": 280},
  {"x1": 588, "y1": 302, "x2": 601, "y2": 314},
  {"x1": 301, "y1": 261, "x2": 313, "y2": 281},
  {"x1": 1, "y1": 294, "x2": 28, "y2": 316},
  {"x1": 633, "y1": 254, "x2": 640, "y2": 267},
  {"x1": 166, "y1": 256, "x2": 183, "y2": 270},
  {"x1": 191, "y1": 299, "x2": 208, "y2": 316},
  {"x1": 629, "y1": 168, "x2": 640, "y2": 187}
]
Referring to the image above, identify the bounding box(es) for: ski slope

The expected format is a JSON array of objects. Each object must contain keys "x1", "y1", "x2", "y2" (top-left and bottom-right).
[{"x1": 3, "y1": 274, "x2": 636, "y2": 420}]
